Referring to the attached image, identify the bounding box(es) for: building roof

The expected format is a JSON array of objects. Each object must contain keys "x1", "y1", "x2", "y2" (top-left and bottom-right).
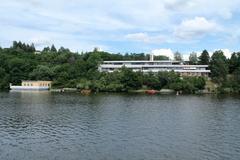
[
  {"x1": 100, "y1": 64, "x2": 209, "y2": 68},
  {"x1": 22, "y1": 80, "x2": 52, "y2": 82},
  {"x1": 103, "y1": 60, "x2": 180, "y2": 63}
]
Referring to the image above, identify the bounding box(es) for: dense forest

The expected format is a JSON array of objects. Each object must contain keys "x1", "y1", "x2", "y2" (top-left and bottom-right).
[{"x1": 0, "y1": 41, "x2": 240, "y2": 93}]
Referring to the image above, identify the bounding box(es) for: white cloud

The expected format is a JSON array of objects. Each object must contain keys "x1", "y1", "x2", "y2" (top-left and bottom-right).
[
  {"x1": 151, "y1": 49, "x2": 174, "y2": 59},
  {"x1": 162, "y1": 0, "x2": 240, "y2": 20},
  {"x1": 1, "y1": 0, "x2": 240, "y2": 52},
  {"x1": 174, "y1": 17, "x2": 219, "y2": 40},
  {"x1": 125, "y1": 33, "x2": 165, "y2": 43},
  {"x1": 125, "y1": 33, "x2": 150, "y2": 43},
  {"x1": 182, "y1": 54, "x2": 190, "y2": 61},
  {"x1": 164, "y1": 0, "x2": 194, "y2": 10},
  {"x1": 29, "y1": 36, "x2": 51, "y2": 47},
  {"x1": 0, "y1": 24, "x2": 110, "y2": 52}
]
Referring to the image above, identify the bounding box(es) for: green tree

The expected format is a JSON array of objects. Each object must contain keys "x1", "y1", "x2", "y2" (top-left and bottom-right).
[
  {"x1": 85, "y1": 52, "x2": 102, "y2": 80},
  {"x1": 12, "y1": 41, "x2": 18, "y2": 49},
  {"x1": 8, "y1": 58, "x2": 35, "y2": 84},
  {"x1": 52, "y1": 71, "x2": 69, "y2": 88},
  {"x1": 232, "y1": 66, "x2": 240, "y2": 91},
  {"x1": 119, "y1": 67, "x2": 142, "y2": 90},
  {"x1": 0, "y1": 67, "x2": 10, "y2": 90},
  {"x1": 143, "y1": 73, "x2": 160, "y2": 90},
  {"x1": 229, "y1": 52, "x2": 240, "y2": 74},
  {"x1": 189, "y1": 52, "x2": 198, "y2": 65},
  {"x1": 77, "y1": 79, "x2": 93, "y2": 90},
  {"x1": 174, "y1": 51, "x2": 182, "y2": 61},
  {"x1": 30, "y1": 43, "x2": 36, "y2": 52},
  {"x1": 169, "y1": 77, "x2": 205, "y2": 93},
  {"x1": 170, "y1": 81, "x2": 184, "y2": 92},
  {"x1": 153, "y1": 55, "x2": 169, "y2": 60},
  {"x1": 58, "y1": 46, "x2": 70, "y2": 53},
  {"x1": 184, "y1": 77, "x2": 206, "y2": 90},
  {"x1": 50, "y1": 44, "x2": 57, "y2": 52},
  {"x1": 210, "y1": 50, "x2": 228, "y2": 83},
  {"x1": 29, "y1": 65, "x2": 53, "y2": 80},
  {"x1": 42, "y1": 47, "x2": 50, "y2": 52},
  {"x1": 198, "y1": 50, "x2": 210, "y2": 65}
]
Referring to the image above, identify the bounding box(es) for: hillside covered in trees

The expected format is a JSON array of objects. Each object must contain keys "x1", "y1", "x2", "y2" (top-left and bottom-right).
[{"x1": 0, "y1": 41, "x2": 240, "y2": 94}]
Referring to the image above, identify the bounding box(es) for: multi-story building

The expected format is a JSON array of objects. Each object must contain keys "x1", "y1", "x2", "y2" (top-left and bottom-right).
[{"x1": 99, "y1": 56, "x2": 210, "y2": 77}]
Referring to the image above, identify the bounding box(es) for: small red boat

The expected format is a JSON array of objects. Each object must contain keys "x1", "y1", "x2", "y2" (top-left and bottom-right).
[{"x1": 145, "y1": 90, "x2": 157, "y2": 95}]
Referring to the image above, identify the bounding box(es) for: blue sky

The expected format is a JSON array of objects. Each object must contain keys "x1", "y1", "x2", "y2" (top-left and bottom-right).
[{"x1": 1, "y1": 0, "x2": 240, "y2": 58}]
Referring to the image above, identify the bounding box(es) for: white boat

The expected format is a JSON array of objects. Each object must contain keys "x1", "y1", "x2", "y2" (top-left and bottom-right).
[
  {"x1": 10, "y1": 85, "x2": 50, "y2": 90},
  {"x1": 10, "y1": 80, "x2": 52, "y2": 91}
]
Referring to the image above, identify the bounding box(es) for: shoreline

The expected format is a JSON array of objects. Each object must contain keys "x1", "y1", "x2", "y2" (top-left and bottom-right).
[
  {"x1": 2, "y1": 89, "x2": 240, "y2": 97},
  {"x1": 49, "y1": 88, "x2": 234, "y2": 95},
  {"x1": 3, "y1": 87, "x2": 239, "y2": 95}
]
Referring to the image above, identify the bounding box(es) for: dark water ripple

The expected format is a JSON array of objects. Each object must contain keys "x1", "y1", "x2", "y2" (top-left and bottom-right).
[{"x1": 0, "y1": 92, "x2": 240, "y2": 160}]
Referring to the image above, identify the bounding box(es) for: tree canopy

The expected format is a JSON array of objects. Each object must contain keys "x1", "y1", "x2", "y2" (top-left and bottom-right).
[
  {"x1": 210, "y1": 50, "x2": 228, "y2": 83},
  {"x1": 174, "y1": 51, "x2": 182, "y2": 61},
  {"x1": 0, "y1": 42, "x2": 240, "y2": 93},
  {"x1": 199, "y1": 50, "x2": 210, "y2": 65},
  {"x1": 189, "y1": 52, "x2": 198, "y2": 65}
]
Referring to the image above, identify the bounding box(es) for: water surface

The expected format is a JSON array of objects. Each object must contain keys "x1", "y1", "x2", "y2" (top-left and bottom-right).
[{"x1": 0, "y1": 92, "x2": 240, "y2": 160}]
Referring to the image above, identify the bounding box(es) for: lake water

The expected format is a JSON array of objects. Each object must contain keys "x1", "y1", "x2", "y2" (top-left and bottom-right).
[{"x1": 0, "y1": 92, "x2": 240, "y2": 160}]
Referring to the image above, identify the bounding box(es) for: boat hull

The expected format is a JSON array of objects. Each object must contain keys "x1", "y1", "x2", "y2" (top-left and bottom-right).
[
  {"x1": 10, "y1": 86, "x2": 49, "y2": 90},
  {"x1": 145, "y1": 90, "x2": 158, "y2": 95}
]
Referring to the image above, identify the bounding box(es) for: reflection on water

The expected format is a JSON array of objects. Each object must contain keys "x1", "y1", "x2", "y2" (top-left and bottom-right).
[{"x1": 0, "y1": 92, "x2": 240, "y2": 160}]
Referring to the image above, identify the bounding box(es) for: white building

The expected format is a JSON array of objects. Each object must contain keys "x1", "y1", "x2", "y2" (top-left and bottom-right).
[{"x1": 99, "y1": 58, "x2": 210, "y2": 77}]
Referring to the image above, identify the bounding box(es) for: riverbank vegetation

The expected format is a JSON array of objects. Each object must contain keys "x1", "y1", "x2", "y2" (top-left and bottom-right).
[
  {"x1": 0, "y1": 41, "x2": 240, "y2": 94},
  {"x1": 76, "y1": 68, "x2": 205, "y2": 93}
]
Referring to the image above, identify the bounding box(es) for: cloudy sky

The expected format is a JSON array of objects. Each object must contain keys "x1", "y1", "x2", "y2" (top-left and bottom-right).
[{"x1": 1, "y1": 0, "x2": 240, "y2": 57}]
